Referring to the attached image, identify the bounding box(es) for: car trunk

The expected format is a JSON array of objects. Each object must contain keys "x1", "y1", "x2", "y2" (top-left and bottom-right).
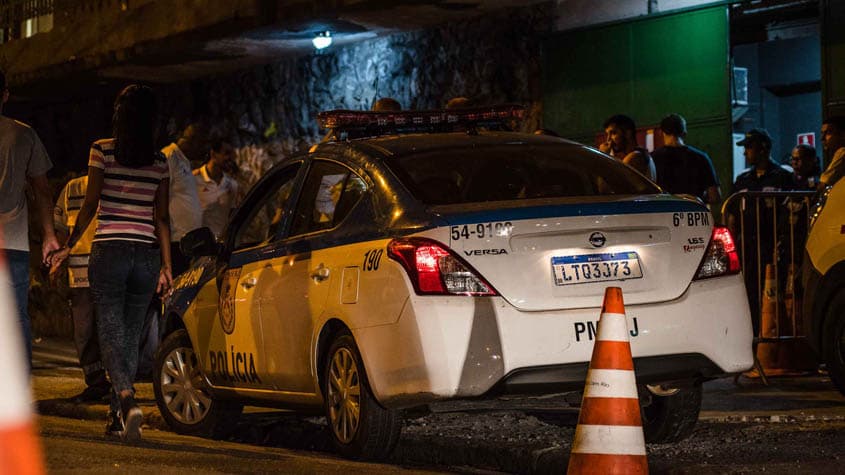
[{"x1": 435, "y1": 196, "x2": 712, "y2": 311}]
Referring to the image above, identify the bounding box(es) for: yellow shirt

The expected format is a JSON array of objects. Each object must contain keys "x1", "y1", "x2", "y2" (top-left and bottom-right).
[{"x1": 53, "y1": 176, "x2": 97, "y2": 288}]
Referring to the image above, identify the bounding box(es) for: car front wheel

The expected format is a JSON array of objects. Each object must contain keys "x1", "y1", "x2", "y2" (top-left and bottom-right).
[
  {"x1": 323, "y1": 332, "x2": 402, "y2": 460},
  {"x1": 153, "y1": 329, "x2": 242, "y2": 438},
  {"x1": 640, "y1": 382, "x2": 702, "y2": 443}
]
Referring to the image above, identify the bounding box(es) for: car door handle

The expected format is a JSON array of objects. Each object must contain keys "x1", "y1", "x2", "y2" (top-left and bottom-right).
[
  {"x1": 241, "y1": 276, "x2": 258, "y2": 289},
  {"x1": 311, "y1": 264, "x2": 330, "y2": 282}
]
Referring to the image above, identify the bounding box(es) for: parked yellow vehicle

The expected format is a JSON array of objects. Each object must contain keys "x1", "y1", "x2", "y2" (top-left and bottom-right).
[{"x1": 803, "y1": 180, "x2": 845, "y2": 394}]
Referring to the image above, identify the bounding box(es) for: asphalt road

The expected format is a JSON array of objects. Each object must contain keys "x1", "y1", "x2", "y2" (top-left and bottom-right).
[{"x1": 31, "y1": 337, "x2": 845, "y2": 474}]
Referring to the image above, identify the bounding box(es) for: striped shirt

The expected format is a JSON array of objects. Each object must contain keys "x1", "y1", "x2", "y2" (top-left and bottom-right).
[{"x1": 88, "y1": 138, "x2": 169, "y2": 244}]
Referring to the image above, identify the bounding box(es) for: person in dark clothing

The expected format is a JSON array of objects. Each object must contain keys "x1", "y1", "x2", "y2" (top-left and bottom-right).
[
  {"x1": 727, "y1": 128, "x2": 793, "y2": 334},
  {"x1": 790, "y1": 144, "x2": 821, "y2": 190},
  {"x1": 652, "y1": 113, "x2": 721, "y2": 206}
]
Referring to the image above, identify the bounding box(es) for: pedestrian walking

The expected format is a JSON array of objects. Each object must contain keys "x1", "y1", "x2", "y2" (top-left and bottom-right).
[
  {"x1": 193, "y1": 139, "x2": 239, "y2": 239},
  {"x1": 820, "y1": 116, "x2": 845, "y2": 189},
  {"x1": 602, "y1": 114, "x2": 657, "y2": 181},
  {"x1": 49, "y1": 84, "x2": 172, "y2": 442},
  {"x1": 0, "y1": 69, "x2": 60, "y2": 365},
  {"x1": 52, "y1": 175, "x2": 111, "y2": 402},
  {"x1": 161, "y1": 124, "x2": 202, "y2": 276},
  {"x1": 652, "y1": 113, "x2": 721, "y2": 206}
]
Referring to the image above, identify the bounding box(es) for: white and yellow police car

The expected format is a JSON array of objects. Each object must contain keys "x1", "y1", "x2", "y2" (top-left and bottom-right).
[
  {"x1": 803, "y1": 179, "x2": 845, "y2": 395},
  {"x1": 154, "y1": 106, "x2": 754, "y2": 460}
]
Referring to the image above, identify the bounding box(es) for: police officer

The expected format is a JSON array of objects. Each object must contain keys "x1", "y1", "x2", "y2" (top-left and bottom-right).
[{"x1": 728, "y1": 129, "x2": 793, "y2": 333}]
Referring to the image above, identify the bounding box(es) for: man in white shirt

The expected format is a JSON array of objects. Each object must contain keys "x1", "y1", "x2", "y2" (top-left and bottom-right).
[
  {"x1": 193, "y1": 140, "x2": 239, "y2": 239},
  {"x1": 161, "y1": 125, "x2": 203, "y2": 275},
  {"x1": 0, "y1": 70, "x2": 59, "y2": 365}
]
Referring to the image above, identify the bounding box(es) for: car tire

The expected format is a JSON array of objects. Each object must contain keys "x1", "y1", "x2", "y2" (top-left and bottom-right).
[
  {"x1": 823, "y1": 289, "x2": 845, "y2": 395},
  {"x1": 323, "y1": 332, "x2": 402, "y2": 460},
  {"x1": 639, "y1": 383, "x2": 702, "y2": 444},
  {"x1": 153, "y1": 329, "x2": 242, "y2": 438}
]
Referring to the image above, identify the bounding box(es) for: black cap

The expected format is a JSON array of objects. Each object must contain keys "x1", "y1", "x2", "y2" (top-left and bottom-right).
[{"x1": 736, "y1": 128, "x2": 772, "y2": 149}]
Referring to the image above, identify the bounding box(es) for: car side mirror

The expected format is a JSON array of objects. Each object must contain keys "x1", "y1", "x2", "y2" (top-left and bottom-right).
[{"x1": 180, "y1": 227, "x2": 219, "y2": 258}]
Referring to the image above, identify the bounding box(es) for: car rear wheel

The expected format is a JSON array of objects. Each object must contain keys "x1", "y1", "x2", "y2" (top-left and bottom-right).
[
  {"x1": 153, "y1": 329, "x2": 242, "y2": 438},
  {"x1": 640, "y1": 382, "x2": 702, "y2": 443},
  {"x1": 323, "y1": 332, "x2": 402, "y2": 460},
  {"x1": 823, "y1": 289, "x2": 845, "y2": 395}
]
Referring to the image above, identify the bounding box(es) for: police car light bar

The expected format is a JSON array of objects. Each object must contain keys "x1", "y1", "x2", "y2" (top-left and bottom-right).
[{"x1": 316, "y1": 104, "x2": 526, "y2": 131}]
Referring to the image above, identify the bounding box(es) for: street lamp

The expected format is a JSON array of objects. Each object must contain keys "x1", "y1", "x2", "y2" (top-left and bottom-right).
[{"x1": 312, "y1": 31, "x2": 332, "y2": 50}]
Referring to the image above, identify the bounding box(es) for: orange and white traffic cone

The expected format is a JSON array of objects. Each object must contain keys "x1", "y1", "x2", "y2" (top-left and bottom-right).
[
  {"x1": 0, "y1": 243, "x2": 45, "y2": 475},
  {"x1": 567, "y1": 287, "x2": 648, "y2": 475},
  {"x1": 754, "y1": 264, "x2": 780, "y2": 374}
]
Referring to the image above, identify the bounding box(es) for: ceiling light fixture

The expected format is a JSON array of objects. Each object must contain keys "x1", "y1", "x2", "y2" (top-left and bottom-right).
[{"x1": 312, "y1": 31, "x2": 332, "y2": 50}]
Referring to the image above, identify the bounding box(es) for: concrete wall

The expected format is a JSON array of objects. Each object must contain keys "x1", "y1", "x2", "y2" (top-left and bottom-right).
[{"x1": 11, "y1": 4, "x2": 552, "y2": 176}]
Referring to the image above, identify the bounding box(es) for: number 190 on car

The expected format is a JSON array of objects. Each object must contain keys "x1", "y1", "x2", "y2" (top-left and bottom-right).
[{"x1": 551, "y1": 252, "x2": 643, "y2": 285}]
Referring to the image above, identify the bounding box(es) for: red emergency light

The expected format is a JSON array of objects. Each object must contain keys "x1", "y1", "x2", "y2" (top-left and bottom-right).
[{"x1": 316, "y1": 104, "x2": 526, "y2": 131}]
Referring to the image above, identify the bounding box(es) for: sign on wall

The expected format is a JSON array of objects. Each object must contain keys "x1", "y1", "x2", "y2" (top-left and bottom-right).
[{"x1": 797, "y1": 132, "x2": 815, "y2": 147}]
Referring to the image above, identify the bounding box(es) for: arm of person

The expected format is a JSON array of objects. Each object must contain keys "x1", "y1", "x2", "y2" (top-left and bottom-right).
[
  {"x1": 29, "y1": 174, "x2": 59, "y2": 264},
  {"x1": 155, "y1": 177, "x2": 173, "y2": 295},
  {"x1": 49, "y1": 183, "x2": 71, "y2": 285},
  {"x1": 52, "y1": 182, "x2": 70, "y2": 243},
  {"x1": 622, "y1": 151, "x2": 650, "y2": 178},
  {"x1": 49, "y1": 168, "x2": 102, "y2": 266}
]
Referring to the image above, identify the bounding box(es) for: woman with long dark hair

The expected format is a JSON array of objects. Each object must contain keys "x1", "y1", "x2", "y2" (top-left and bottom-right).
[{"x1": 50, "y1": 84, "x2": 172, "y2": 441}]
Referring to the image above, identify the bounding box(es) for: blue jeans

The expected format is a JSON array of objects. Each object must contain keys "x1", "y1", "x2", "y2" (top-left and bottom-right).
[
  {"x1": 89, "y1": 241, "x2": 159, "y2": 411},
  {"x1": 4, "y1": 249, "x2": 31, "y2": 366}
]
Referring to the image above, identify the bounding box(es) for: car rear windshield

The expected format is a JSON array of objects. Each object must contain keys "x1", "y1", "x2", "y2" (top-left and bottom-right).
[{"x1": 385, "y1": 144, "x2": 660, "y2": 205}]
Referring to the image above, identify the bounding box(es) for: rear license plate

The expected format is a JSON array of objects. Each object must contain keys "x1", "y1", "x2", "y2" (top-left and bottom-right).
[{"x1": 551, "y1": 252, "x2": 643, "y2": 285}]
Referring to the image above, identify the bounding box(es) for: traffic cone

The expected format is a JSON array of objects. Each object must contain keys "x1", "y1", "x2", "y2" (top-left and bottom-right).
[
  {"x1": 754, "y1": 264, "x2": 779, "y2": 372},
  {"x1": 0, "y1": 242, "x2": 46, "y2": 475},
  {"x1": 567, "y1": 287, "x2": 648, "y2": 475}
]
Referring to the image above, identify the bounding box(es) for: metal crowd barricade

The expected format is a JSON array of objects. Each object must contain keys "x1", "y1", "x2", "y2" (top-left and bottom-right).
[{"x1": 721, "y1": 190, "x2": 819, "y2": 381}]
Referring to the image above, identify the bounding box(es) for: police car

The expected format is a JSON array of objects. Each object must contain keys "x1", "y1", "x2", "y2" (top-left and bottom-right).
[
  {"x1": 153, "y1": 106, "x2": 754, "y2": 460},
  {"x1": 803, "y1": 180, "x2": 845, "y2": 395}
]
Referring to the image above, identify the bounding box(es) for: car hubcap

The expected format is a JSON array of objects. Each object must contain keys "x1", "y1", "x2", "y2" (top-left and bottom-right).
[
  {"x1": 327, "y1": 347, "x2": 361, "y2": 444},
  {"x1": 160, "y1": 346, "x2": 212, "y2": 425}
]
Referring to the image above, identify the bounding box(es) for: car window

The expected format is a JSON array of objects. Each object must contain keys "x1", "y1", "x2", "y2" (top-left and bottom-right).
[
  {"x1": 385, "y1": 144, "x2": 660, "y2": 205},
  {"x1": 289, "y1": 161, "x2": 367, "y2": 237},
  {"x1": 233, "y1": 166, "x2": 300, "y2": 250}
]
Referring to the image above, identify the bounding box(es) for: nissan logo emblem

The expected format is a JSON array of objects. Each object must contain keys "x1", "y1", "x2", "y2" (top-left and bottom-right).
[{"x1": 589, "y1": 232, "x2": 606, "y2": 248}]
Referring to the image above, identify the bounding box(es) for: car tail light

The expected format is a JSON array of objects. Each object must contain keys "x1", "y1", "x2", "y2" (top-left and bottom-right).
[
  {"x1": 694, "y1": 226, "x2": 741, "y2": 280},
  {"x1": 387, "y1": 237, "x2": 498, "y2": 296}
]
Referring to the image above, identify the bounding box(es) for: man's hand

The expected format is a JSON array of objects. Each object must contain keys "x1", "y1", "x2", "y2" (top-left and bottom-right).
[
  {"x1": 47, "y1": 246, "x2": 70, "y2": 266},
  {"x1": 42, "y1": 235, "x2": 60, "y2": 266}
]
